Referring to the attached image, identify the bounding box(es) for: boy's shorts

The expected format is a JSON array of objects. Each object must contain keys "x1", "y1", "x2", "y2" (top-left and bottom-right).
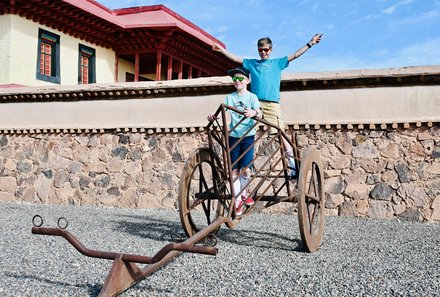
[
  {"x1": 260, "y1": 101, "x2": 286, "y2": 134},
  {"x1": 229, "y1": 136, "x2": 255, "y2": 170}
]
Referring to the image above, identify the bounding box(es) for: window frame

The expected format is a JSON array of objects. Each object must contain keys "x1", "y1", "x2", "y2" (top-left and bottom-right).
[
  {"x1": 78, "y1": 44, "x2": 96, "y2": 84},
  {"x1": 36, "y1": 29, "x2": 60, "y2": 84}
]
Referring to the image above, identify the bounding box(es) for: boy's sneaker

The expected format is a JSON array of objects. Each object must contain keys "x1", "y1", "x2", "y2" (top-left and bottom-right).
[
  {"x1": 235, "y1": 198, "x2": 243, "y2": 216},
  {"x1": 242, "y1": 192, "x2": 254, "y2": 206}
]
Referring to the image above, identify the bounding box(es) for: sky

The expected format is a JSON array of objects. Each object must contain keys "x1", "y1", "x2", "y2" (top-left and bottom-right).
[{"x1": 98, "y1": 0, "x2": 440, "y2": 73}]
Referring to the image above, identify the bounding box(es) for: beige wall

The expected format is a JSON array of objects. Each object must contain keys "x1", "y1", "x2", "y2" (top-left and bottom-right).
[
  {"x1": 0, "y1": 15, "x2": 12, "y2": 83},
  {"x1": 0, "y1": 69, "x2": 439, "y2": 130},
  {"x1": 117, "y1": 58, "x2": 134, "y2": 83},
  {"x1": 116, "y1": 58, "x2": 158, "y2": 82},
  {"x1": 281, "y1": 86, "x2": 440, "y2": 125},
  {"x1": 1, "y1": 15, "x2": 115, "y2": 86}
]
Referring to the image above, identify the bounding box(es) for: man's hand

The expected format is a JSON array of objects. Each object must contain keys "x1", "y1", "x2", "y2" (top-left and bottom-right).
[{"x1": 310, "y1": 33, "x2": 323, "y2": 46}]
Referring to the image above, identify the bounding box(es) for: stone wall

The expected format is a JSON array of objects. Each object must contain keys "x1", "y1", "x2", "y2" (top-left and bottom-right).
[{"x1": 0, "y1": 125, "x2": 439, "y2": 222}]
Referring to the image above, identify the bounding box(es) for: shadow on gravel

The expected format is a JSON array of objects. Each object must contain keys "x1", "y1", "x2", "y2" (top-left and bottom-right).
[
  {"x1": 110, "y1": 213, "x2": 185, "y2": 242},
  {"x1": 217, "y1": 228, "x2": 305, "y2": 252},
  {"x1": 111, "y1": 213, "x2": 306, "y2": 252},
  {"x1": 5, "y1": 272, "x2": 101, "y2": 296}
]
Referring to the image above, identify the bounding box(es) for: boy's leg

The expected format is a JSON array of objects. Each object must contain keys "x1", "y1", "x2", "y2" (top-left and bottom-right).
[
  {"x1": 229, "y1": 137, "x2": 242, "y2": 196},
  {"x1": 260, "y1": 101, "x2": 283, "y2": 135},
  {"x1": 239, "y1": 136, "x2": 255, "y2": 206},
  {"x1": 229, "y1": 136, "x2": 244, "y2": 215}
]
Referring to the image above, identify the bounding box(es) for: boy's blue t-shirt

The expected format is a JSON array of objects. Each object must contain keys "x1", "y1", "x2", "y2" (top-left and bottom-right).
[
  {"x1": 243, "y1": 57, "x2": 289, "y2": 103},
  {"x1": 224, "y1": 91, "x2": 261, "y2": 138}
]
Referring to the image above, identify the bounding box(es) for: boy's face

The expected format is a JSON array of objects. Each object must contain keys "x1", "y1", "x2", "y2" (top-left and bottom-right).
[
  {"x1": 258, "y1": 45, "x2": 272, "y2": 60},
  {"x1": 232, "y1": 74, "x2": 249, "y2": 90}
]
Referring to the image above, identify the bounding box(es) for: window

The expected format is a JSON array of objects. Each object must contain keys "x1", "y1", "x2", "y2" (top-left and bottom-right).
[
  {"x1": 36, "y1": 29, "x2": 60, "y2": 83},
  {"x1": 78, "y1": 44, "x2": 96, "y2": 84}
]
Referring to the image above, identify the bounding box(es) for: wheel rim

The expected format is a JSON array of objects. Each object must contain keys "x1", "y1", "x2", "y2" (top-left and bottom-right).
[
  {"x1": 298, "y1": 147, "x2": 325, "y2": 252},
  {"x1": 178, "y1": 148, "x2": 225, "y2": 237}
]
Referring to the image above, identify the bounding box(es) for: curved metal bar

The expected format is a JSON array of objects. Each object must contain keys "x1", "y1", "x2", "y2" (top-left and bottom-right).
[{"x1": 31, "y1": 227, "x2": 217, "y2": 264}]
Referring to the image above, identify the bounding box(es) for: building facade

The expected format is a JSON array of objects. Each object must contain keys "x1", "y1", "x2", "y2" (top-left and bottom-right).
[{"x1": 0, "y1": 0, "x2": 237, "y2": 87}]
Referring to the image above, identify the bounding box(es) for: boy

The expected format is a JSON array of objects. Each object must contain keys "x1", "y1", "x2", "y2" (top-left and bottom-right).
[
  {"x1": 207, "y1": 66, "x2": 262, "y2": 216},
  {"x1": 213, "y1": 34, "x2": 323, "y2": 177}
]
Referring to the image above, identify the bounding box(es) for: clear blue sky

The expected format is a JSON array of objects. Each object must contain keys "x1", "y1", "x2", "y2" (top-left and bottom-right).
[{"x1": 98, "y1": 0, "x2": 440, "y2": 73}]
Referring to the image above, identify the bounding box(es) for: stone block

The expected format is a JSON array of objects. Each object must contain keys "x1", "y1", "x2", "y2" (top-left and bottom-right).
[
  {"x1": 380, "y1": 143, "x2": 400, "y2": 159},
  {"x1": 426, "y1": 163, "x2": 440, "y2": 175},
  {"x1": 340, "y1": 200, "x2": 357, "y2": 217},
  {"x1": 54, "y1": 171, "x2": 70, "y2": 188},
  {"x1": 345, "y1": 183, "x2": 371, "y2": 200},
  {"x1": 368, "y1": 200, "x2": 393, "y2": 219},
  {"x1": 395, "y1": 163, "x2": 414, "y2": 183},
  {"x1": 324, "y1": 169, "x2": 341, "y2": 178},
  {"x1": 325, "y1": 193, "x2": 344, "y2": 209},
  {"x1": 352, "y1": 140, "x2": 379, "y2": 158},
  {"x1": 370, "y1": 183, "x2": 394, "y2": 201},
  {"x1": 107, "y1": 159, "x2": 123, "y2": 172},
  {"x1": 325, "y1": 208, "x2": 339, "y2": 217},
  {"x1": 335, "y1": 133, "x2": 352, "y2": 155},
  {"x1": 0, "y1": 176, "x2": 17, "y2": 192},
  {"x1": 123, "y1": 162, "x2": 141, "y2": 175},
  {"x1": 129, "y1": 133, "x2": 143, "y2": 144},
  {"x1": 4, "y1": 158, "x2": 17, "y2": 171},
  {"x1": 324, "y1": 176, "x2": 344, "y2": 195},
  {"x1": 399, "y1": 183, "x2": 429, "y2": 208},
  {"x1": 328, "y1": 154, "x2": 351, "y2": 170},
  {"x1": 429, "y1": 195, "x2": 440, "y2": 221},
  {"x1": 381, "y1": 170, "x2": 398, "y2": 183},
  {"x1": 356, "y1": 199, "x2": 368, "y2": 215},
  {"x1": 0, "y1": 191, "x2": 14, "y2": 202},
  {"x1": 397, "y1": 208, "x2": 422, "y2": 221}
]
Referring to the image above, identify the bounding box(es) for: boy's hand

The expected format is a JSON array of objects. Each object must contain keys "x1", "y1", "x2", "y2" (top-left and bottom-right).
[
  {"x1": 310, "y1": 33, "x2": 323, "y2": 45},
  {"x1": 212, "y1": 43, "x2": 224, "y2": 52},
  {"x1": 207, "y1": 113, "x2": 217, "y2": 121},
  {"x1": 244, "y1": 108, "x2": 258, "y2": 118}
]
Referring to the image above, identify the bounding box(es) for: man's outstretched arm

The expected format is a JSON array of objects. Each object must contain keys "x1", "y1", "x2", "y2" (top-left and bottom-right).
[
  {"x1": 287, "y1": 33, "x2": 322, "y2": 62},
  {"x1": 212, "y1": 43, "x2": 244, "y2": 64}
]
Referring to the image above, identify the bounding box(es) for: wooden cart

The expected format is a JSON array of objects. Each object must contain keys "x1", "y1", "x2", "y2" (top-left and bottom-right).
[{"x1": 178, "y1": 104, "x2": 326, "y2": 252}]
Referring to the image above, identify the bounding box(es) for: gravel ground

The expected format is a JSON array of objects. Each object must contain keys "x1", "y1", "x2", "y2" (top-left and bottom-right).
[{"x1": 0, "y1": 201, "x2": 439, "y2": 297}]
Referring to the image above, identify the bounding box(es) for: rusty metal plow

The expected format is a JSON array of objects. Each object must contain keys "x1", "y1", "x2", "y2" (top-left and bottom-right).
[{"x1": 31, "y1": 214, "x2": 227, "y2": 296}]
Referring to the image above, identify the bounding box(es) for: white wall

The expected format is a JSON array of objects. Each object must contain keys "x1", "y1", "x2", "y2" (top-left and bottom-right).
[
  {"x1": 0, "y1": 15, "x2": 12, "y2": 84},
  {"x1": 6, "y1": 15, "x2": 115, "y2": 86},
  {"x1": 117, "y1": 58, "x2": 134, "y2": 82},
  {"x1": 0, "y1": 72, "x2": 439, "y2": 130}
]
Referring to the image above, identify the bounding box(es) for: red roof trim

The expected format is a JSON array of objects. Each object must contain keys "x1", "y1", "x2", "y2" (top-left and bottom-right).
[{"x1": 60, "y1": 1, "x2": 225, "y2": 48}]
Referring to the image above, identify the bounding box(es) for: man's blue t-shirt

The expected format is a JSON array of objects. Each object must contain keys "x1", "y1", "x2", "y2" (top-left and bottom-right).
[
  {"x1": 224, "y1": 91, "x2": 261, "y2": 138},
  {"x1": 243, "y1": 57, "x2": 289, "y2": 103}
]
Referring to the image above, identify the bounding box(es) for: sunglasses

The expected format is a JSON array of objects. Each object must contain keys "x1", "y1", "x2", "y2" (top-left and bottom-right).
[
  {"x1": 258, "y1": 48, "x2": 271, "y2": 53},
  {"x1": 232, "y1": 76, "x2": 246, "y2": 82}
]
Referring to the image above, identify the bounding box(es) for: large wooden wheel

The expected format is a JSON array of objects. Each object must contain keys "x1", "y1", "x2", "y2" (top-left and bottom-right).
[
  {"x1": 297, "y1": 147, "x2": 325, "y2": 252},
  {"x1": 178, "y1": 148, "x2": 227, "y2": 237}
]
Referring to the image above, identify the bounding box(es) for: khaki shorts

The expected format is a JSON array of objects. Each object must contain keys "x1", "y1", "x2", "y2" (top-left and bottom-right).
[{"x1": 260, "y1": 101, "x2": 286, "y2": 134}]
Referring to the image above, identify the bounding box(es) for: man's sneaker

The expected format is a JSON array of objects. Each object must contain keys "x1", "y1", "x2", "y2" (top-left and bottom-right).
[
  {"x1": 235, "y1": 198, "x2": 243, "y2": 216},
  {"x1": 242, "y1": 193, "x2": 254, "y2": 206},
  {"x1": 290, "y1": 169, "x2": 298, "y2": 179},
  {"x1": 288, "y1": 158, "x2": 298, "y2": 179}
]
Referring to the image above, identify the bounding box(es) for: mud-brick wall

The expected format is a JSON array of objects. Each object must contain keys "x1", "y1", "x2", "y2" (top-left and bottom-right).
[{"x1": 0, "y1": 125, "x2": 439, "y2": 222}]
